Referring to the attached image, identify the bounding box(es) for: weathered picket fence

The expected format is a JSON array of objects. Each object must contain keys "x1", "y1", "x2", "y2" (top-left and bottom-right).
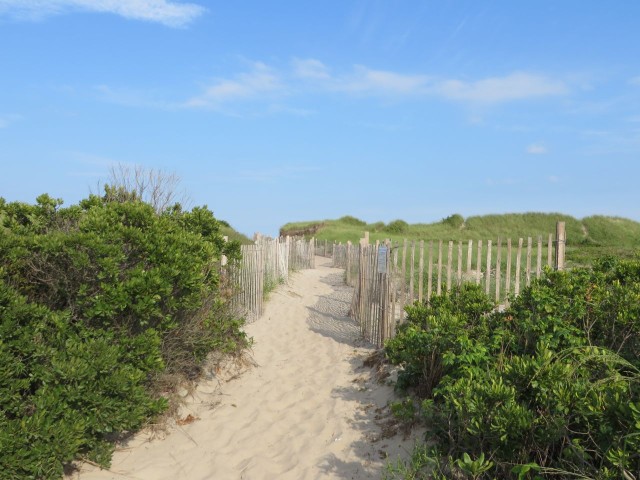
[
  {"x1": 333, "y1": 223, "x2": 567, "y2": 346},
  {"x1": 229, "y1": 236, "x2": 315, "y2": 322},
  {"x1": 314, "y1": 239, "x2": 337, "y2": 258}
]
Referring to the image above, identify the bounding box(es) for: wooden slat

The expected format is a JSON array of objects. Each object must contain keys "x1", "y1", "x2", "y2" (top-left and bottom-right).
[
  {"x1": 418, "y1": 240, "x2": 424, "y2": 303},
  {"x1": 427, "y1": 241, "x2": 433, "y2": 302},
  {"x1": 476, "y1": 240, "x2": 482, "y2": 285},
  {"x1": 446, "y1": 241, "x2": 453, "y2": 292},
  {"x1": 515, "y1": 238, "x2": 523, "y2": 296},
  {"x1": 496, "y1": 238, "x2": 502, "y2": 302},
  {"x1": 505, "y1": 238, "x2": 513, "y2": 296},
  {"x1": 437, "y1": 240, "x2": 443, "y2": 295},
  {"x1": 526, "y1": 237, "x2": 532, "y2": 287},
  {"x1": 485, "y1": 240, "x2": 492, "y2": 295},
  {"x1": 409, "y1": 241, "x2": 415, "y2": 304},
  {"x1": 457, "y1": 240, "x2": 463, "y2": 286},
  {"x1": 536, "y1": 235, "x2": 542, "y2": 279}
]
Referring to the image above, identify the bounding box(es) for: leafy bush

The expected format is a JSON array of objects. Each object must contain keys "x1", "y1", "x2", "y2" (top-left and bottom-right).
[
  {"x1": 0, "y1": 190, "x2": 249, "y2": 477},
  {"x1": 0, "y1": 279, "x2": 166, "y2": 478},
  {"x1": 370, "y1": 221, "x2": 386, "y2": 232},
  {"x1": 385, "y1": 219, "x2": 409, "y2": 234},
  {"x1": 386, "y1": 284, "x2": 494, "y2": 396},
  {"x1": 385, "y1": 257, "x2": 640, "y2": 479},
  {"x1": 441, "y1": 213, "x2": 464, "y2": 229}
]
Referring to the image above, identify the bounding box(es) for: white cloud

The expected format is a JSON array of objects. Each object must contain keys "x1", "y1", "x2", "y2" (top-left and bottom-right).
[
  {"x1": 0, "y1": 0, "x2": 205, "y2": 27},
  {"x1": 339, "y1": 66, "x2": 430, "y2": 95},
  {"x1": 95, "y1": 57, "x2": 569, "y2": 114},
  {"x1": 291, "y1": 59, "x2": 430, "y2": 95},
  {"x1": 292, "y1": 58, "x2": 330, "y2": 80},
  {"x1": 548, "y1": 175, "x2": 560, "y2": 183},
  {"x1": 291, "y1": 60, "x2": 567, "y2": 103},
  {"x1": 526, "y1": 143, "x2": 548, "y2": 155},
  {"x1": 435, "y1": 72, "x2": 568, "y2": 103},
  {"x1": 629, "y1": 76, "x2": 640, "y2": 86},
  {"x1": 184, "y1": 63, "x2": 282, "y2": 108}
]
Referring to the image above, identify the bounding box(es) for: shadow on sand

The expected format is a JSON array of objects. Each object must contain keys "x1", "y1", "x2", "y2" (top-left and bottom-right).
[{"x1": 305, "y1": 267, "x2": 419, "y2": 479}]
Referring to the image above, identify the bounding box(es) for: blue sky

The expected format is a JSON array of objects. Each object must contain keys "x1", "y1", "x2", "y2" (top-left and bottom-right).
[{"x1": 1, "y1": 1, "x2": 639, "y2": 237}]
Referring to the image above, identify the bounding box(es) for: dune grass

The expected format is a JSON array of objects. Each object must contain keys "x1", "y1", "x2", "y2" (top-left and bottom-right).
[
  {"x1": 281, "y1": 213, "x2": 640, "y2": 266},
  {"x1": 219, "y1": 222, "x2": 253, "y2": 245}
]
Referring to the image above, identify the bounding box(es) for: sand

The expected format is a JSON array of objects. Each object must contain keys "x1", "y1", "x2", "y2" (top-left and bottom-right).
[{"x1": 70, "y1": 256, "x2": 422, "y2": 480}]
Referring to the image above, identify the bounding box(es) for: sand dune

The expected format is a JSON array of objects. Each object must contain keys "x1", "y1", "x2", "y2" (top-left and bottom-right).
[{"x1": 71, "y1": 256, "x2": 421, "y2": 480}]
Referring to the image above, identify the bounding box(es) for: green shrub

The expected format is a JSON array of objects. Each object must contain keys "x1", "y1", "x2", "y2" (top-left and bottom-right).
[
  {"x1": 386, "y1": 284, "x2": 494, "y2": 396},
  {"x1": 385, "y1": 219, "x2": 409, "y2": 234},
  {"x1": 0, "y1": 191, "x2": 249, "y2": 477},
  {"x1": 369, "y1": 221, "x2": 385, "y2": 232},
  {"x1": 385, "y1": 257, "x2": 640, "y2": 478},
  {"x1": 0, "y1": 280, "x2": 166, "y2": 478},
  {"x1": 441, "y1": 213, "x2": 464, "y2": 229}
]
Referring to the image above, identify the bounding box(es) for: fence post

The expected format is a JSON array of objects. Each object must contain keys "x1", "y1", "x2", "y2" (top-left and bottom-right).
[
  {"x1": 221, "y1": 236, "x2": 228, "y2": 267},
  {"x1": 418, "y1": 240, "x2": 424, "y2": 303},
  {"x1": 357, "y1": 235, "x2": 369, "y2": 325},
  {"x1": 401, "y1": 238, "x2": 408, "y2": 310},
  {"x1": 485, "y1": 240, "x2": 492, "y2": 295},
  {"x1": 437, "y1": 240, "x2": 443, "y2": 295},
  {"x1": 555, "y1": 221, "x2": 566, "y2": 271},
  {"x1": 346, "y1": 241, "x2": 352, "y2": 285}
]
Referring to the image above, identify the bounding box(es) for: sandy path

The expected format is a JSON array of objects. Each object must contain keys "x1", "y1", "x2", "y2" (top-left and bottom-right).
[{"x1": 72, "y1": 256, "x2": 420, "y2": 480}]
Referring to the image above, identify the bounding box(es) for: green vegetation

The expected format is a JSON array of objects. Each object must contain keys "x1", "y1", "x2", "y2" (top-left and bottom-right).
[
  {"x1": 219, "y1": 220, "x2": 253, "y2": 245},
  {"x1": 0, "y1": 192, "x2": 249, "y2": 478},
  {"x1": 384, "y1": 256, "x2": 640, "y2": 479},
  {"x1": 281, "y1": 212, "x2": 640, "y2": 266},
  {"x1": 338, "y1": 215, "x2": 367, "y2": 227},
  {"x1": 385, "y1": 219, "x2": 410, "y2": 234}
]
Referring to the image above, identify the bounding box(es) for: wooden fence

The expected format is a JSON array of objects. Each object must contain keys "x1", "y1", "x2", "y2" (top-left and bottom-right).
[
  {"x1": 349, "y1": 242, "x2": 399, "y2": 347},
  {"x1": 229, "y1": 236, "x2": 315, "y2": 322},
  {"x1": 314, "y1": 239, "x2": 337, "y2": 258},
  {"x1": 336, "y1": 222, "x2": 567, "y2": 346}
]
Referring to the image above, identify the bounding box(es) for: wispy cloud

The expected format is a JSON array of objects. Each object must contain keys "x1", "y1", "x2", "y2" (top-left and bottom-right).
[
  {"x1": 184, "y1": 63, "x2": 282, "y2": 109},
  {"x1": 338, "y1": 65, "x2": 430, "y2": 95},
  {"x1": 293, "y1": 59, "x2": 567, "y2": 103},
  {"x1": 0, "y1": 0, "x2": 205, "y2": 27},
  {"x1": 629, "y1": 76, "x2": 640, "y2": 86},
  {"x1": 292, "y1": 58, "x2": 330, "y2": 80},
  {"x1": 435, "y1": 72, "x2": 568, "y2": 103},
  {"x1": 548, "y1": 175, "x2": 560, "y2": 183},
  {"x1": 294, "y1": 59, "x2": 430, "y2": 95},
  {"x1": 526, "y1": 143, "x2": 548, "y2": 155},
  {"x1": 97, "y1": 58, "x2": 570, "y2": 114}
]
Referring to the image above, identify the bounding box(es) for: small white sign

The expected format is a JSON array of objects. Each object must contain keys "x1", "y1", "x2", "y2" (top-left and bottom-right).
[{"x1": 377, "y1": 246, "x2": 388, "y2": 273}]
